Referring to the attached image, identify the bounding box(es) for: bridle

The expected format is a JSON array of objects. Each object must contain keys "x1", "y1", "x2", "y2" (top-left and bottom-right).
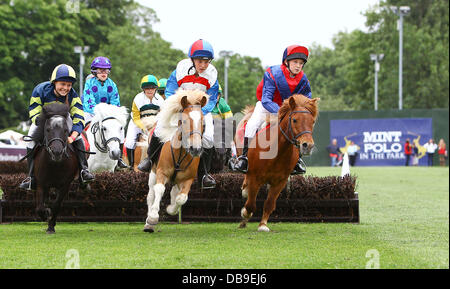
[
  {"x1": 279, "y1": 109, "x2": 313, "y2": 149},
  {"x1": 43, "y1": 117, "x2": 70, "y2": 159},
  {"x1": 170, "y1": 105, "x2": 204, "y2": 178},
  {"x1": 90, "y1": 116, "x2": 121, "y2": 153}
]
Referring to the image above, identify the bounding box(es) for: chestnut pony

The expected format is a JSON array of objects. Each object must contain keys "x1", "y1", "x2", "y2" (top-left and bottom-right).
[
  {"x1": 144, "y1": 90, "x2": 208, "y2": 232},
  {"x1": 237, "y1": 94, "x2": 319, "y2": 232},
  {"x1": 28, "y1": 103, "x2": 79, "y2": 234}
]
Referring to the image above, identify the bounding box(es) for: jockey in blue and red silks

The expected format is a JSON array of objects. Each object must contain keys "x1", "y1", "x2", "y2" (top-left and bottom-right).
[
  {"x1": 137, "y1": 39, "x2": 219, "y2": 189},
  {"x1": 234, "y1": 45, "x2": 312, "y2": 174}
]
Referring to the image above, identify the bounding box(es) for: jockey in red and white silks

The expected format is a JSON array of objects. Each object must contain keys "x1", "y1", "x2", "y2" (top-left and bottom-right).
[
  {"x1": 137, "y1": 39, "x2": 219, "y2": 189},
  {"x1": 234, "y1": 45, "x2": 312, "y2": 175},
  {"x1": 154, "y1": 57, "x2": 219, "y2": 149}
]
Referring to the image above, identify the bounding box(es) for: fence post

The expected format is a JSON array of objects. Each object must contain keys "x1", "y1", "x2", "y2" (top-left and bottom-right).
[{"x1": 178, "y1": 206, "x2": 182, "y2": 224}]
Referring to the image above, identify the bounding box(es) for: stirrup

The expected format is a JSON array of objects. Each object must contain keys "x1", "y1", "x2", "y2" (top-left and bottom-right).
[
  {"x1": 19, "y1": 177, "x2": 35, "y2": 191},
  {"x1": 235, "y1": 156, "x2": 248, "y2": 173},
  {"x1": 201, "y1": 174, "x2": 216, "y2": 189},
  {"x1": 80, "y1": 169, "x2": 95, "y2": 183},
  {"x1": 291, "y1": 160, "x2": 307, "y2": 175},
  {"x1": 116, "y1": 158, "x2": 129, "y2": 169},
  {"x1": 137, "y1": 158, "x2": 152, "y2": 172}
]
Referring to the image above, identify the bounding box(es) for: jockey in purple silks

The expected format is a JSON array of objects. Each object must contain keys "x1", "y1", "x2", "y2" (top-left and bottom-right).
[{"x1": 83, "y1": 56, "x2": 127, "y2": 169}]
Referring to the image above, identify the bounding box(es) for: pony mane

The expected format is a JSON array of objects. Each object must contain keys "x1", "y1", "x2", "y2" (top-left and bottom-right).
[
  {"x1": 32, "y1": 103, "x2": 70, "y2": 143},
  {"x1": 92, "y1": 103, "x2": 129, "y2": 127},
  {"x1": 278, "y1": 94, "x2": 319, "y2": 122},
  {"x1": 158, "y1": 89, "x2": 209, "y2": 142}
]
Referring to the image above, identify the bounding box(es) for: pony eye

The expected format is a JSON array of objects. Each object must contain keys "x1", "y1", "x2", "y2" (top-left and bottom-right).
[{"x1": 293, "y1": 119, "x2": 297, "y2": 123}]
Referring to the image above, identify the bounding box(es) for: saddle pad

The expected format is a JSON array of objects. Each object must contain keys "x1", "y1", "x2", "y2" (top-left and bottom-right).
[{"x1": 237, "y1": 122, "x2": 271, "y2": 146}]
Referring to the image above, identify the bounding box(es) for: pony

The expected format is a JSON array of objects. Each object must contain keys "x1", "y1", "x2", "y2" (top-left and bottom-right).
[
  {"x1": 236, "y1": 94, "x2": 319, "y2": 232},
  {"x1": 144, "y1": 89, "x2": 208, "y2": 232},
  {"x1": 86, "y1": 103, "x2": 128, "y2": 172},
  {"x1": 29, "y1": 103, "x2": 79, "y2": 234}
]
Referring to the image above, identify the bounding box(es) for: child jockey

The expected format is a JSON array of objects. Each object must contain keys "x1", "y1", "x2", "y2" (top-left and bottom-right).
[
  {"x1": 234, "y1": 45, "x2": 312, "y2": 174},
  {"x1": 137, "y1": 39, "x2": 219, "y2": 189}
]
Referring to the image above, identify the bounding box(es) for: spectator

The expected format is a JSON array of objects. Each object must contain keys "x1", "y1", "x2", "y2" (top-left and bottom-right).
[
  {"x1": 412, "y1": 143, "x2": 419, "y2": 166},
  {"x1": 326, "y1": 138, "x2": 341, "y2": 167},
  {"x1": 347, "y1": 141, "x2": 359, "y2": 166},
  {"x1": 404, "y1": 138, "x2": 413, "y2": 166},
  {"x1": 438, "y1": 139, "x2": 447, "y2": 167},
  {"x1": 423, "y1": 138, "x2": 438, "y2": 166}
]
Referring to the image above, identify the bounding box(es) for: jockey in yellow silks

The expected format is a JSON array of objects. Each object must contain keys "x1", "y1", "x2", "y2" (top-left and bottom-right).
[
  {"x1": 19, "y1": 64, "x2": 95, "y2": 190},
  {"x1": 124, "y1": 75, "x2": 164, "y2": 168},
  {"x1": 137, "y1": 39, "x2": 219, "y2": 190}
]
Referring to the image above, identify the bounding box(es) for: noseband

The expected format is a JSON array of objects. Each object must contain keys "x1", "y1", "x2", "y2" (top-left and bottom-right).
[
  {"x1": 91, "y1": 116, "x2": 121, "y2": 153},
  {"x1": 43, "y1": 118, "x2": 69, "y2": 159},
  {"x1": 279, "y1": 109, "x2": 313, "y2": 148}
]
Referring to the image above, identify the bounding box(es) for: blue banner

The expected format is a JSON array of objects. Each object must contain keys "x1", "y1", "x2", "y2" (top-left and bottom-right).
[{"x1": 330, "y1": 118, "x2": 433, "y2": 166}]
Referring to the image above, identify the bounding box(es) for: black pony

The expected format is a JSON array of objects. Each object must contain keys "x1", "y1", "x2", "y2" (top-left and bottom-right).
[{"x1": 30, "y1": 103, "x2": 79, "y2": 234}]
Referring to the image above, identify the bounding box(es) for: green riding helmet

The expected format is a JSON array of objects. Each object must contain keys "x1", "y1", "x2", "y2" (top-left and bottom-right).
[
  {"x1": 158, "y1": 78, "x2": 167, "y2": 94},
  {"x1": 141, "y1": 75, "x2": 159, "y2": 89}
]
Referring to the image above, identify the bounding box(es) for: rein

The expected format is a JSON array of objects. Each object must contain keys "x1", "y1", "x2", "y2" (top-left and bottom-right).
[
  {"x1": 168, "y1": 105, "x2": 203, "y2": 183},
  {"x1": 279, "y1": 109, "x2": 313, "y2": 149},
  {"x1": 91, "y1": 116, "x2": 121, "y2": 153}
]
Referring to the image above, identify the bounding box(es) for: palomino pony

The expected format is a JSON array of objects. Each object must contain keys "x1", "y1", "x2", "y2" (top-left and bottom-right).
[
  {"x1": 29, "y1": 103, "x2": 79, "y2": 234},
  {"x1": 144, "y1": 89, "x2": 208, "y2": 232},
  {"x1": 86, "y1": 103, "x2": 128, "y2": 172},
  {"x1": 237, "y1": 94, "x2": 319, "y2": 232}
]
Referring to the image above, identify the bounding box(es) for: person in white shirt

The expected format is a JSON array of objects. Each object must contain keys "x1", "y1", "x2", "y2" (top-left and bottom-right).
[
  {"x1": 423, "y1": 138, "x2": 438, "y2": 166},
  {"x1": 347, "y1": 141, "x2": 359, "y2": 166}
]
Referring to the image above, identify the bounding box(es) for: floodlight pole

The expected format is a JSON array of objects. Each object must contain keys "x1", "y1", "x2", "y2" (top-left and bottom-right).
[
  {"x1": 391, "y1": 6, "x2": 410, "y2": 110},
  {"x1": 370, "y1": 54, "x2": 384, "y2": 111},
  {"x1": 219, "y1": 50, "x2": 233, "y2": 103},
  {"x1": 74, "y1": 46, "x2": 90, "y2": 99}
]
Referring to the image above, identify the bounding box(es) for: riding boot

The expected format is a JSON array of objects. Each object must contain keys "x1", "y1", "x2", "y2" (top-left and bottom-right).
[
  {"x1": 116, "y1": 143, "x2": 129, "y2": 169},
  {"x1": 126, "y1": 148, "x2": 135, "y2": 170},
  {"x1": 137, "y1": 135, "x2": 162, "y2": 172},
  {"x1": 235, "y1": 137, "x2": 251, "y2": 173},
  {"x1": 73, "y1": 138, "x2": 95, "y2": 183},
  {"x1": 291, "y1": 156, "x2": 307, "y2": 175},
  {"x1": 19, "y1": 148, "x2": 36, "y2": 191},
  {"x1": 197, "y1": 148, "x2": 216, "y2": 189}
]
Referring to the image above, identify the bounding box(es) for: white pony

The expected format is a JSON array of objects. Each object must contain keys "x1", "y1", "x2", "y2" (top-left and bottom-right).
[{"x1": 86, "y1": 103, "x2": 129, "y2": 172}]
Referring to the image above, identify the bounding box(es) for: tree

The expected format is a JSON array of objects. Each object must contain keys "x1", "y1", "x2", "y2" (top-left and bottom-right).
[{"x1": 214, "y1": 54, "x2": 265, "y2": 114}]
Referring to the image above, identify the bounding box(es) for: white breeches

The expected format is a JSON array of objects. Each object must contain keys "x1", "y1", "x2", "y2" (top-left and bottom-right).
[
  {"x1": 154, "y1": 112, "x2": 214, "y2": 149},
  {"x1": 244, "y1": 101, "x2": 273, "y2": 138},
  {"x1": 124, "y1": 121, "x2": 143, "y2": 150}
]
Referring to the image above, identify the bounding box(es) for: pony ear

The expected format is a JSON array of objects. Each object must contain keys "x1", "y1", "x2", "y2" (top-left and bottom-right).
[
  {"x1": 181, "y1": 95, "x2": 189, "y2": 110},
  {"x1": 289, "y1": 96, "x2": 297, "y2": 110},
  {"x1": 200, "y1": 96, "x2": 207, "y2": 107}
]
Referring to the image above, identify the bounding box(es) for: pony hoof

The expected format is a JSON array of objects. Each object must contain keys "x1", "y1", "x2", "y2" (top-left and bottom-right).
[
  {"x1": 143, "y1": 224, "x2": 155, "y2": 233},
  {"x1": 175, "y1": 194, "x2": 188, "y2": 206},
  {"x1": 258, "y1": 225, "x2": 270, "y2": 232},
  {"x1": 166, "y1": 205, "x2": 179, "y2": 216},
  {"x1": 238, "y1": 221, "x2": 247, "y2": 229},
  {"x1": 46, "y1": 229, "x2": 55, "y2": 234}
]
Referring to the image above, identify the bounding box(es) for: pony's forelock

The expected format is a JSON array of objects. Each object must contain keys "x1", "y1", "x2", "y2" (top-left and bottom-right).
[{"x1": 92, "y1": 103, "x2": 129, "y2": 127}]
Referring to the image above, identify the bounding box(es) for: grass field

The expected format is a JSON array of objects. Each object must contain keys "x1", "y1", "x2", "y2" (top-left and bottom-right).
[{"x1": 0, "y1": 166, "x2": 448, "y2": 269}]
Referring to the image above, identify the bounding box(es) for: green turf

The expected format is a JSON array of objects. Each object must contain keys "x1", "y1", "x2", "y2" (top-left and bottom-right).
[{"x1": 0, "y1": 167, "x2": 448, "y2": 269}]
